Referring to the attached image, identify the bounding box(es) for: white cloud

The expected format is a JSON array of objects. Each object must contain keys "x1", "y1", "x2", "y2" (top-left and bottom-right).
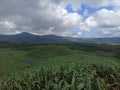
[
  {"x1": 89, "y1": 9, "x2": 120, "y2": 36},
  {"x1": 0, "y1": 20, "x2": 16, "y2": 29},
  {"x1": 62, "y1": 13, "x2": 82, "y2": 27},
  {"x1": 0, "y1": 0, "x2": 120, "y2": 37},
  {"x1": 78, "y1": 32, "x2": 82, "y2": 35},
  {"x1": 85, "y1": 17, "x2": 98, "y2": 28},
  {"x1": 102, "y1": 30, "x2": 112, "y2": 35}
]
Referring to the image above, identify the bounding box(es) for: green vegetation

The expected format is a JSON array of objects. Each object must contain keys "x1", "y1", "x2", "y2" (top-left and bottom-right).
[
  {"x1": 68, "y1": 43, "x2": 120, "y2": 58},
  {"x1": 0, "y1": 44, "x2": 120, "y2": 90}
]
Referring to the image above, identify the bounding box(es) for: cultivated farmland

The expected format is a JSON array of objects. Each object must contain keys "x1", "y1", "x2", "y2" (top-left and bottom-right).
[{"x1": 0, "y1": 44, "x2": 120, "y2": 90}]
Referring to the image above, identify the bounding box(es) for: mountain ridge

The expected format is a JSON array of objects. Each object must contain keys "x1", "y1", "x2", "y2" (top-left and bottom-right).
[
  {"x1": 0, "y1": 32, "x2": 120, "y2": 44},
  {"x1": 0, "y1": 32, "x2": 71, "y2": 44}
]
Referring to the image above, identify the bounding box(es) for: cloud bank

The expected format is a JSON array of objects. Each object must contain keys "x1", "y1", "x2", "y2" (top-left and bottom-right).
[{"x1": 0, "y1": 0, "x2": 120, "y2": 37}]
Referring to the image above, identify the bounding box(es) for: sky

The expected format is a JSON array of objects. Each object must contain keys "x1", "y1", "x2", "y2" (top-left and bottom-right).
[{"x1": 0, "y1": 0, "x2": 120, "y2": 37}]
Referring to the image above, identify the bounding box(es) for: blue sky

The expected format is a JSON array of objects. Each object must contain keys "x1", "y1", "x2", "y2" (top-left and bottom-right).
[
  {"x1": 65, "y1": 3, "x2": 114, "y2": 17},
  {"x1": 65, "y1": 3, "x2": 115, "y2": 37}
]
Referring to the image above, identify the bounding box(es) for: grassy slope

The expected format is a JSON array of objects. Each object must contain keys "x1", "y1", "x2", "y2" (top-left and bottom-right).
[
  {"x1": 0, "y1": 45, "x2": 119, "y2": 75},
  {"x1": 0, "y1": 45, "x2": 120, "y2": 90},
  {"x1": 0, "y1": 48, "x2": 27, "y2": 75}
]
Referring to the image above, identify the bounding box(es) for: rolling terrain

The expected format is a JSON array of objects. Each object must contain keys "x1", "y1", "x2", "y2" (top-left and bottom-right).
[{"x1": 0, "y1": 44, "x2": 120, "y2": 90}]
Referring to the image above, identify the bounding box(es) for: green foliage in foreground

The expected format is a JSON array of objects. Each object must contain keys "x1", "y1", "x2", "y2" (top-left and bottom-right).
[
  {"x1": 0, "y1": 44, "x2": 120, "y2": 90},
  {"x1": 0, "y1": 63, "x2": 120, "y2": 90}
]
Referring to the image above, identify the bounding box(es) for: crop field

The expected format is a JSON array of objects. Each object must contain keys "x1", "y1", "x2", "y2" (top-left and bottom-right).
[{"x1": 0, "y1": 44, "x2": 120, "y2": 90}]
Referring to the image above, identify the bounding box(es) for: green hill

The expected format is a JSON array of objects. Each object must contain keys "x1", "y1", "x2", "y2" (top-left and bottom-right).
[{"x1": 0, "y1": 44, "x2": 120, "y2": 90}]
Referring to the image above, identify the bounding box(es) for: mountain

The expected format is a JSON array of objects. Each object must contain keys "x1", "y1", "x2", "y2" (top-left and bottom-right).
[
  {"x1": 0, "y1": 32, "x2": 71, "y2": 44},
  {"x1": 72, "y1": 37, "x2": 120, "y2": 43},
  {"x1": 0, "y1": 32, "x2": 120, "y2": 44}
]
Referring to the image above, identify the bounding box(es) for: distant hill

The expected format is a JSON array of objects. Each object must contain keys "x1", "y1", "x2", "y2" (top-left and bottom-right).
[
  {"x1": 72, "y1": 37, "x2": 120, "y2": 43},
  {"x1": 0, "y1": 32, "x2": 120, "y2": 44},
  {"x1": 0, "y1": 32, "x2": 71, "y2": 44}
]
